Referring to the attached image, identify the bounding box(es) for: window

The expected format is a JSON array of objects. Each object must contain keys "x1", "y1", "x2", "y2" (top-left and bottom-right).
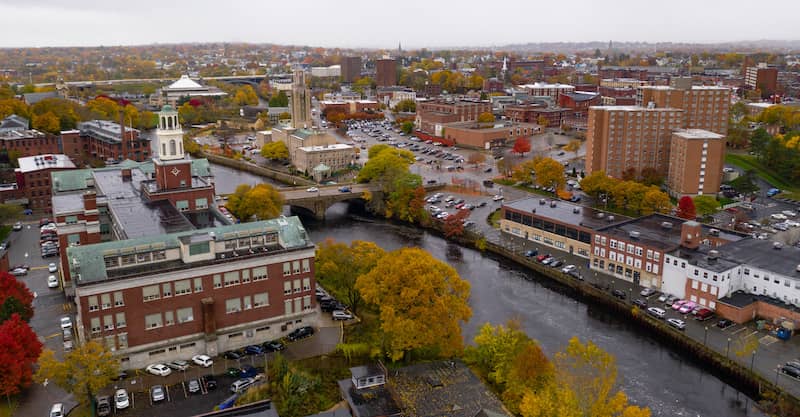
[
  {"x1": 164, "y1": 311, "x2": 174, "y2": 326},
  {"x1": 284, "y1": 281, "x2": 292, "y2": 295},
  {"x1": 116, "y1": 312, "x2": 126, "y2": 328},
  {"x1": 176, "y1": 200, "x2": 189, "y2": 212},
  {"x1": 302, "y1": 259, "x2": 310, "y2": 272},
  {"x1": 241, "y1": 269, "x2": 250, "y2": 284},
  {"x1": 293, "y1": 279, "x2": 301, "y2": 293},
  {"x1": 252, "y1": 266, "x2": 267, "y2": 281},
  {"x1": 283, "y1": 262, "x2": 291, "y2": 276},
  {"x1": 100, "y1": 293, "x2": 111, "y2": 309},
  {"x1": 243, "y1": 295, "x2": 252, "y2": 310},
  {"x1": 117, "y1": 333, "x2": 128, "y2": 349},
  {"x1": 225, "y1": 240, "x2": 236, "y2": 251},
  {"x1": 224, "y1": 271, "x2": 240, "y2": 287},
  {"x1": 145, "y1": 313, "x2": 162, "y2": 329},
  {"x1": 88, "y1": 296, "x2": 99, "y2": 312},
  {"x1": 121, "y1": 254, "x2": 135, "y2": 266},
  {"x1": 113, "y1": 291, "x2": 124, "y2": 307},
  {"x1": 225, "y1": 298, "x2": 241, "y2": 313},
  {"x1": 162, "y1": 283, "x2": 172, "y2": 298},
  {"x1": 194, "y1": 278, "x2": 203, "y2": 292},
  {"x1": 303, "y1": 278, "x2": 311, "y2": 292},
  {"x1": 292, "y1": 261, "x2": 301, "y2": 274},
  {"x1": 177, "y1": 307, "x2": 193, "y2": 323},
  {"x1": 65, "y1": 215, "x2": 78, "y2": 224},
  {"x1": 143, "y1": 285, "x2": 160, "y2": 302},
  {"x1": 701, "y1": 283, "x2": 708, "y2": 292},
  {"x1": 153, "y1": 250, "x2": 166, "y2": 261},
  {"x1": 744, "y1": 268, "x2": 750, "y2": 275},
  {"x1": 303, "y1": 295, "x2": 312, "y2": 310},
  {"x1": 284, "y1": 299, "x2": 292, "y2": 315},
  {"x1": 90, "y1": 317, "x2": 101, "y2": 334},
  {"x1": 104, "y1": 257, "x2": 119, "y2": 268},
  {"x1": 174, "y1": 280, "x2": 191, "y2": 295},
  {"x1": 189, "y1": 242, "x2": 210, "y2": 255},
  {"x1": 254, "y1": 292, "x2": 269, "y2": 308},
  {"x1": 294, "y1": 298, "x2": 302, "y2": 313},
  {"x1": 104, "y1": 315, "x2": 114, "y2": 331},
  {"x1": 195, "y1": 198, "x2": 208, "y2": 209},
  {"x1": 213, "y1": 274, "x2": 222, "y2": 289}
]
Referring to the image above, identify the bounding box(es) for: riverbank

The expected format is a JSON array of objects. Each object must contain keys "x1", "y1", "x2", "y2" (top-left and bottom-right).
[
  {"x1": 200, "y1": 151, "x2": 315, "y2": 188},
  {"x1": 368, "y1": 203, "x2": 800, "y2": 415}
]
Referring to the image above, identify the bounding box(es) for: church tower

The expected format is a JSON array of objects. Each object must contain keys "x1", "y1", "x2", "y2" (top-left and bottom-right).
[
  {"x1": 290, "y1": 70, "x2": 312, "y2": 129},
  {"x1": 153, "y1": 105, "x2": 192, "y2": 191}
]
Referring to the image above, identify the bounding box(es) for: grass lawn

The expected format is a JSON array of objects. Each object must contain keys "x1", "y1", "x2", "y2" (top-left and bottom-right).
[
  {"x1": 0, "y1": 225, "x2": 11, "y2": 244},
  {"x1": 0, "y1": 398, "x2": 17, "y2": 417},
  {"x1": 725, "y1": 154, "x2": 798, "y2": 193},
  {"x1": 488, "y1": 209, "x2": 502, "y2": 228}
]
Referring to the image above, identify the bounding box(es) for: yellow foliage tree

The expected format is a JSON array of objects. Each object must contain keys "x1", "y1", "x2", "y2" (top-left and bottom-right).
[
  {"x1": 533, "y1": 157, "x2": 566, "y2": 190},
  {"x1": 316, "y1": 239, "x2": 385, "y2": 314},
  {"x1": 32, "y1": 111, "x2": 61, "y2": 134},
  {"x1": 478, "y1": 112, "x2": 496, "y2": 123},
  {"x1": 356, "y1": 247, "x2": 471, "y2": 361},
  {"x1": 261, "y1": 141, "x2": 289, "y2": 160},
  {"x1": 34, "y1": 341, "x2": 119, "y2": 409},
  {"x1": 226, "y1": 183, "x2": 284, "y2": 221}
]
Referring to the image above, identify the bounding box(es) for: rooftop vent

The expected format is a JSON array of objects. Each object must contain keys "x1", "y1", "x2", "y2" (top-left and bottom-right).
[
  {"x1": 708, "y1": 250, "x2": 719, "y2": 260},
  {"x1": 539, "y1": 199, "x2": 546, "y2": 205},
  {"x1": 607, "y1": 215, "x2": 615, "y2": 222},
  {"x1": 530, "y1": 208, "x2": 536, "y2": 213},
  {"x1": 796, "y1": 264, "x2": 800, "y2": 273},
  {"x1": 773, "y1": 242, "x2": 784, "y2": 250},
  {"x1": 661, "y1": 221, "x2": 673, "y2": 229},
  {"x1": 573, "y1": 207, "x2": 580, "y2": 214},
  {"x1": 549, "y1": 201, "x2": 557, "y2": 208},
  {"x1": 629, "y1": 230, "x2": 641, "y2": 239},
  {"x1": 596, "y1": 212, "x2": 605, "y2": 219}
]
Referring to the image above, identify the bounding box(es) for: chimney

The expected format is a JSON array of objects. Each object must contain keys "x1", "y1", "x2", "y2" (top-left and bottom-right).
[
  {"x1": 121, "y1": 168, "x2": 132, "y2": 181},
  {"x1": 681, "y1": 220, "x2": 702, "y2": 250},
  {"x1": 82, "y1": 190, "x2": 97, "y2": 211}
]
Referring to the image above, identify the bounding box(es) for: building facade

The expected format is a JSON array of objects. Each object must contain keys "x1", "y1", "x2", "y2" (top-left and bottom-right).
[
  {"x1": 74, "y1": 120, "x2": 151, "y2": 163},
  {"x1": 442, "y1": 121, "x2": 539, "y2": 149},
  {"x1": 745, "y1": 65, "x2": 778, "y2": 98},
  {"x1": 290, "y1": 70, "x2": 313, "y2": 129},
  {"x1": 0, "y1": 115, "x2": 61, "y2": 158},
  {"x1": 518, "y1": 83, "x2": 575, "y2": 100},
  {"x1": 666, "y1": 129, "x2": 726, "y2": 197},
  {"x1": 295, "y1": 144, "x2": 356, "y2": 180},
  {"x1": 638, "y1": 85, "x2": 730, "y2": 135},
  {"x1": 585, "y1": 106, "x2": 684, "y2": 178},
  {"x1": 150, "y1": 75, "x2": 227, "y2": 107},
  {"x1": 340, "y1": 56, "x2": 362, "y2": 83},
  {"x1": 415, "y1": 99, "x2": 492, "y2": 135},
  {"x1": 11, "y1": 154, "x2": 76, "y2": 212},
  {"x1": 375, "y1": 58, "x2": 397, "y2": 87},
  {"x1": 504, "y1": 105, "x2": 570, "y2": 127}
]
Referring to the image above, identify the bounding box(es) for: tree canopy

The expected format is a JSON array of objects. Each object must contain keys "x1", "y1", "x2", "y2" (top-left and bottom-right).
[
  {"x1": 35, "y1": 341, "x2": 118, "y2": 409},
  {"x1": 693, "y1": 195, "x2": 719, "y2": 217},
  {"x1": 356, "y1": 247, "x2": 471, "y2": 361},
  {"x1": 0, "y1": 314, "x2": 42, "y2": 398},
  {"x1": 268, "y1": 91, "x2": 289, "y2": 107},
  {"x1": 315, "y1": 239, "x2": 386, "y2": 315},
  {"x1": 226, "y1": 183, "x2": 285, "y2": 221},
  {"x1": 513, "y1": 137, "x2": 532, "y2": 156},
  {"x1": 676, "y1": 196, "x2": 696, "y2": 220},
  {"x1": 0, "y1": 272, "x2": 34, "y2": 323},
  {"x1": 478, "y1": 112, "x2": 496, "y2": 123},
  {"x1": 394, "y1": 99, "x2": 416, "y2": 113},
  {"x1": 261, "y1": 140, "x2": 289, "y2": 160}
]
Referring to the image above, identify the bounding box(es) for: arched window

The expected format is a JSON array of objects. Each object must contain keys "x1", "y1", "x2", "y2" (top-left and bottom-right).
[
  {"x1": 178, "y1": 141, "x2": 183, "y2": 155},
  {"x1": 162, "y1": 143, "x2": 167, "y2": 156},
  {"x1": 170, "y1": 139, "x2": 176, "y2": 155},
  {"x1": 167, "y1": 117, "x2": 173, "y2": 130}
]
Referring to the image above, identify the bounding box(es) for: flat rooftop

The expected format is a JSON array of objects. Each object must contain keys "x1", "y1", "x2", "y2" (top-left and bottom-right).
[
  {"x1": 719, "y1": 290, "x2": 800, "y2": 313},
  {"x1": 588, "y1": 105, "x2": 682, "y2": 112},
  {"x1": 298, "y1": 144, "x2": 354, "y2": 152},
  {"x1": 17, "y1": 154, "x2": 75, "y2": 173},
  {"x1": 673, "y1": 129, "x2": 725, "y2": 140},
  {"x1": 596, "y1": 214, "x2": 745, "y2": 251},
  {"x1": 715, "y1": 238, "x2": 800, "y2": 280},
  {"x1": 504, "y1": 197, "x2": 632, "y2": 230}
]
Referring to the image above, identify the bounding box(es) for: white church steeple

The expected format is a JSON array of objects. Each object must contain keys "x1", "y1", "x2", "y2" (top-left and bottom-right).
[{"x1": 156, "y1": 105, "x2": 184, "y2": 161}]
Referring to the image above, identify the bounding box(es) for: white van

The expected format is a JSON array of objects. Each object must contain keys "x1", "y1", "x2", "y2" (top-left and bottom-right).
[
  {"x1": 230, "y1": 377, "x2": 255, "y2": 393},
  {"x1": 647, "y1": 307, "x2": 666, "y2": 319},
  {"x1": 50, "y1": 403, "x2": 64, "y2": 417}
]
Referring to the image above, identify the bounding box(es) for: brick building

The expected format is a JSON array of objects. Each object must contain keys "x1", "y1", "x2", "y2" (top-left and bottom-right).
[
  {"x1": 482, "y1": 78, "x2": 504, "y2": 93},
  {"x1": 518, "y1": 83, "x2": 575, "y2": 100},
  {"x1": 745, "y1": 64, "x2": 778, "y2": 98},
  {"x1": 415, "y1": 99, "x2": 491, "y2": 136},
  {"x1": 585, "y1": 106, "x2": 684, "y2": 179},
  {"x1": 340, "y1": 56, "x2": 362, "y2": 83},
  {"x1": 504, "y1": 104, "x2": 570, "y2": 127},
  {"x1": 637, "y1": 85, "x2": 730, "y2": 135},
  {"x1": 9, "y1": 154, "x2": 76, "y2": 213},
  {"x1": 442, "y1": 121, "x2": 539, "y2": 149},
  {"x1": 0, "y1": 115, "x2": 61, "y2": 158},
  {"x1": 666, "y1": 129, "x2": 726, "y2": 197},
  {"x1": 51, "y1": 106, "x2": 318, "y2": 369},
  {"x1": 74, "y1": 120, "x2": 151, "y2": 163},
  {"x1": 558, "y1": 92, "x2": 601, "y2": 118},
  {"x1": 375, "y1": 58, "x2": 397, "y2": 87}
]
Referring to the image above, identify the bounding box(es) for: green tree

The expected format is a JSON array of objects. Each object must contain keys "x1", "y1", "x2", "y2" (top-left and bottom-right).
[
  {"x1": 226, "y1": 184, "x2": 285, "y2": 221},
  {"x1": 394, "y1": 99, "x2": 416, "y2": 113},
  {"x1": 352, "y1": 77, "x2": 375, "y2": 95},
  {"x1": 260, "y1": 141, "x2": 289, "y2": 160},
  {"x1": 356, "y1": 247, "x2": 471, "y2": 361},
  {"x1": 34, "y1": 341, "x2": 119, "y2": 411},
  {"x1": 268, "y1": 91, "x2": 289, "y2": 107},
  {"x1": 693, "y1": 195, "x2": 719, "y2": 218},
  {"x1": 178, "y1": 102, "x2": 200, "y2": 125},
  {"x1": 315, "y1": 239, "x2": 386, "y2": 315},
  {"x1": 401, "y1": 121, "x2": 414, "y2": 134}
]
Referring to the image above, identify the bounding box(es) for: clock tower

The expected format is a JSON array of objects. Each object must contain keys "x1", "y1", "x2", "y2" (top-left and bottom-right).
[{"x1": 154, "y1": 105, "x2": 192, "y2": 191}]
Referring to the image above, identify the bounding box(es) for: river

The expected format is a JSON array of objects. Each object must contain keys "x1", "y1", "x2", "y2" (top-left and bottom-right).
[{"x1": 303, "y1": 202, "x2": 765, "y2": 417}]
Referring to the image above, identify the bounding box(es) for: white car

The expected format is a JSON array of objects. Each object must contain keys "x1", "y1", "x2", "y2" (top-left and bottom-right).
[
  {"x1": 332, "y1": 310, "x2": 353, "y2": 320},
  {"x1": 48, "y1": 263, "x2": 58, "y2": 273},
  {"x1": 561, "y1": 265, "x2": 577, "y2": 274},
  {"x1": 191, "y1": 354, "x2": 213, "y2": 368},
  {"x1": 114, "y1": 389, "x2": 130, "y2": 410},
  {"x1": 492, "y1": 195, "x2": 504, "y2": 201},
  {"x1": 59, "y1": 317, "x2": 72, "y2": 330},
  {"x1": 667, "y1": 318, "x2": 686, "y2": 330},
  {"x1": 306, "y1": 187, "x2": 319, "y2": 193},
  {"x1": 771, "y1": 213, "x2": 787, "y2": 220},
  {"x1": 47, "y1": 275, "x2": 59, "y2": 288},
  {"x1": 146, "y1": 363, "x2": 172, "y2": 377},
  {"x1": 782, "y1": 210, "x2": 797, "y2": 217}
]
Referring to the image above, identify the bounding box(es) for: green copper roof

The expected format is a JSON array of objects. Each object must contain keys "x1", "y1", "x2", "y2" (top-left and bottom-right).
[{"x1": 52, "y1": 159, "x2": 212, "y2": 193}]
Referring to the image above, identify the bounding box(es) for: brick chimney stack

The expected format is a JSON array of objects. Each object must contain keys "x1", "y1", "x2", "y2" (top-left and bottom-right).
[{"x1": 681, "y1": 220, "x2": 702, "y2": 249}]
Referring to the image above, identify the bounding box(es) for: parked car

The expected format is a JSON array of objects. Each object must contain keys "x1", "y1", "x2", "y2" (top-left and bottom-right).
[
  {"x1": 492, "y1": 195, "x2": 504, "y2": 201},
  {"x1": 338, "y1": 186, "x2": 351, "y2": 193},
  {"x1": 223, "y1": 350, "x2": 243, "y2": 360},
  {"x1": 114, "y1": 389, "x2": 130, "y2": 410},
  {"x1": 611, "y1": 289, "x2": 626, "y2": 300},
  {"x1": 640, "y1": 288, "x2": 657, "y2": 297},
  {"x1": 541, "y1": 257, "x2": 555, "y2": 265},
  {"x1": 694, "y1": 309, "x2": 715, "y2": 321},
  {"x1": 167, "y1": 360, "x2": 190, "y2": 371},
  {"x1": 658, "y1": 293, "x2": 670, "y2": 303},
  {"x1": 716, "y1": 319, "x2": 734, "y2": 329},
  {"x1": 202, "y1": 374, "x2": 218, "y2": 390},
  {"x1": 150, "y1": 385, "x2": 166, "y2": 402},
  {"x1": 678, "y1": 301, "x2": 697, "y2": 314},
  {"x1": 561, "y1": 264, "x2": 576, "y2": 274},
  {"x1": 47, "y1": 275, "x2": 59, "y2": 288},
  {"x1": 60, "y1": 316, "x2": 72, "y2": 330},
  {"x1": 230, "y1": 378, "x2": 256, "y2": 393},
  {"x1": 12, "y1": 221, "x2": 22, "y2": 231},
  {"x1": 226, "y1": 367, "x2": 241, "y2": 377},
  {"x1": 146, "y1": 363, "x2": 172, "y2": 377},
  {"x1": 188, "y1": 379, "x2": 201, "y2": 394},
  {"x1": 50, "y1": 403, "x2": 64, "y2": 417},
  {"x1": 781, "y1": 365, "x2": 800, "y2": 379},
  {"x1": 536, "y1": 254, "x2": 551, "y2": 263},
  {"x1": 287, "y1": 326, "x2": 314, "y2": 341},
  {"x1": 633, "y1": 299, "x2": 648, "y2": 308},
  {"x1": 671, "y1": 299, "x2": 688, "y2": 310},
  {"x1": 647, "y1": 307, "x2": 666, "y2": 319},
  {"x1": 96, "y1": 395, "x2": 111, "y2": 417},
  {"x1": 332, "y1": 310, "x2": 353, "y2": 320},
  {"x1": 192, "y1": 354, "x2": 213, "y2": 367},
  {"x1": 306, "y1": 187, "x2": 319, "y2": 193},
  {"x1": 664, "y1": 295, "x2": 679, "y2": 306},
  {"x1": 549, "y1": 259, "x2": 564, "y2": 268},
  {"x1": 667, "y1": 318, "x2": 686, "y2": 330},
  {"x1": 263, "y1": 340, "x2": 285, "y2": 352},
  {"x1": 239, "y1": 364, "x2": 258, "y2": 378},
  {"x1": 244, "y1": 345, "x2": 265, "y2": 355},
  {"x1": 10, "y1": 265, "x2": 29, "y2": 276}
]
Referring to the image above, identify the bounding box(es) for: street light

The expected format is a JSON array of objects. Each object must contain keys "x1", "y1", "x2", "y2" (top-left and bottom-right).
[
  {"x1": 726, "y1": 338, "x2": 731, "y2": 358},
  {"x1": 750, "y1": 350, "x2": 757, "y2": 372},
  {"x1": 704, "y1": 326, "x2": 709, "y2": 345},
  {"x1": 776, "y1": 364, "x2": 781, "y2": 386}
]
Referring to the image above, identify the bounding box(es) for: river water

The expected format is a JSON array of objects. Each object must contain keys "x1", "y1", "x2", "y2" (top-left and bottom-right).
[{"x1": 205, "y1": 161, "x2": 764, "y2": 417}]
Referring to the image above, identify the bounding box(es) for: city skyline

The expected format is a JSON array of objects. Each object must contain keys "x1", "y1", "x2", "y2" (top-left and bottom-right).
[{"x1": 1, "y1": 0, "x2": 799, "y2": 49}]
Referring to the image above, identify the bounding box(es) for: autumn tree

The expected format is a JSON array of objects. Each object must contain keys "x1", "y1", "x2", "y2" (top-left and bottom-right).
[
  {"x1": 477, "y1": 112, "x2": 495, "y2": 124},
  {"x1": 31, "y1": 111, "x2": 61, "y2": 134},
  {"x1": 35, "y1": 341, "x2": 118, "y2": 410},
  {"x1": 640, "y1": 187, "x2": 671, "y2": 215},
  {"x1": 693, "y1": 195, "x2": 719, "y2": 218},
  {"x1": 0, "y1": 98, "x2": 30, "y2": 120},
  {"x1": 467, "y1": 152, "x2": 486, "y2": 167},
  {"x1": 533, "y1": 157, "x2": 566, "y2": 190},
  {"x1": 261, "y1": 140, "x2": 289, "y2": 160},
  {"x1": 563, "y1": 140, "x2": 581, "y2": 158},
  {"x1": 0, "y1": 314, "x2": 42, "y2": 400},
  {"x1": 0, "y1": 272, "x2": 34, "y2": 323},
  {"x1": 356, "y1": 247, "x2": 471, "y2": 361},
  {"x1": 513, "y1": 137, "x2": 531, "y2": 156},
  {"x1": 443, "y1": 209, "x2": 470, "y2": 238},
  {"x1": 233, "y1": 85, "x2": 259, "y2": 106},
  {"x1": 676, "y1": 196, "x2": 697, "y2": 220},
  {"x1": 315, "y1": 239, "x2": 385, "y2": 315},
  {"x1": 401, "y1": 121, "x2": 414, "y2": 134},
  {"x1": 578, "y1": 171, "x2": 614, "y2": 198},
  {"x1": 394, "y1": 99, "x2": 416, "y2": 113},
  {"x1": 638, "y1": 167, "x2": 664, "y2": 186},
  {"x1": 0, "y1": 204, "x2": 22, "y2": 225},
  {"x1": 226, "y1": 183, "x2": 285, "y2": 221},
  {"x1": 511, "y1": 159, "x2": 538, "y2": 184}
]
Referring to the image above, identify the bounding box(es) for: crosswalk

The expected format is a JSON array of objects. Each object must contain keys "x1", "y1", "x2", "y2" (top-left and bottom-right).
[{"x1": 62, "y1": 303, "x2": 73, "y2": 312}]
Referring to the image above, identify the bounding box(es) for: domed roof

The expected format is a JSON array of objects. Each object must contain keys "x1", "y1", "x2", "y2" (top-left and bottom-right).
[{"x1": 161, "y1": 104, "x2": 174, "y2": 112}]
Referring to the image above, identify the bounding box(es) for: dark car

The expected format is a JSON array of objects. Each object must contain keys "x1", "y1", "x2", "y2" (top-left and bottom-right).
[
  {"x1": 549, "y1": 259, "x2": 564, "y2": 268},
  {"x1": 112, "y1": 370, "x2": 129, "y2": 381},
  {"x1": 202, "y1": 374, "x2": 218, "y2": 390},
  {"x1": 226, "y1": 367, "x2": 241, "y2": 377},
  {"x1": 633, "y1": 299, "x2": 647, "y2": 308},
  {"x1": 239, "y1": 364, "x2": 258, "y2": 378},
  {"x1": 612, "y1": 289, "x2": 627, "y2": 300},
  {"x1": 781, "y1": 365, "x2": 800, "y2": 379},
  {"x1": 716, "y1": 319, "x2": 734, "y2": 329},
  {"x1": 524, "y1": 249, "x2": 538, "y2": 258},
  {"x1": 321, "y1": 301, "x2": 345, "y2": 312},
  {"x1": 287, "y1": 326, "x2": 315, "y2": 341},
  {"x1": 223, "y1": 350, "x2": 243, "y2": 360},
  {"x1": 96, "y1": 395, "x2": 111, "y2": 417},
  {"x1": 244, "y1": 345, "x2": 264, "y2": 355},
  {"x1": 263, "y1": 340, "x2": 285, "y2": 352}
]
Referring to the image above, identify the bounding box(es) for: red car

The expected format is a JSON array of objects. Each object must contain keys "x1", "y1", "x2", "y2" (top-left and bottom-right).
[{"x1": 536, "y1": 254, "x2": 551, "y2": 262}]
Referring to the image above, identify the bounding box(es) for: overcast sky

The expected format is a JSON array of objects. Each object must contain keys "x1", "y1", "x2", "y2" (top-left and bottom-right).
[{"x1": 1, "y1": 0, "x2": 798, "y2": 49}]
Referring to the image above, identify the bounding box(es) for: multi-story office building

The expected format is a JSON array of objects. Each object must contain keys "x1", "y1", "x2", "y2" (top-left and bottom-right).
[
  {"x1": 51, "y1": 106, "x2": 318, "y2": 368},
  {"x1": 0, "y1": 115, "x2": 61, "y2": 157},
  {"x1": 68, "y1": 119, "x2": 151, "y2": 163},
  {"x1": 13, "y1": 154, "x2": 75, "y2": 212},
  {"x1": 340, "y1": 56, "x2": 362, "y2": 84},
  {"x1": 375, "y1": 58, "x2": 397, "y2": 87},
  {"x1": 295, "y1": 144, "x2": 356, "y2": 180},
  {"x1": 517, "y1": 83, "x2": 575, "y2": 101},
  {"x1": 637, "y1": 85, "x2": 730, "y2": 135},
  {"x1": 666, "y1": 129, "x2": 726, "y2": 197},
  {"x1": 745, "y1": 64, "x2": 778, "y2": 98},
  {"x1": 585, "y1": 106, "x2": 684, "y2": 178},
  {"x1": 415, "y1": 99, "x2": 492, "y2": 136}
]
